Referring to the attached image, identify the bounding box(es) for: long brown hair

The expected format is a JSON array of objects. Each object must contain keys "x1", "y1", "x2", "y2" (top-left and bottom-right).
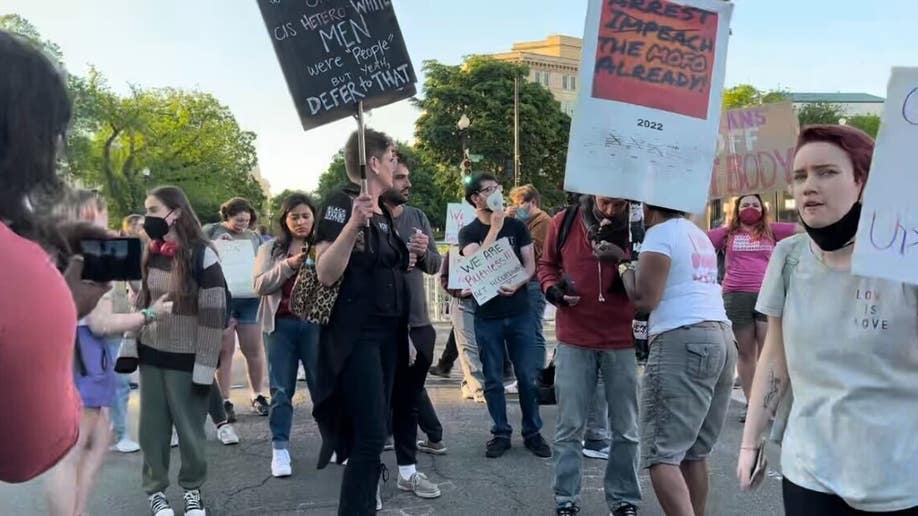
[
  {"x1": 141, "y1": 186, "x2": 212, "y2": 309},
  {"x1": 728, "y1": 194, "x2": 773, "y2": 241}
]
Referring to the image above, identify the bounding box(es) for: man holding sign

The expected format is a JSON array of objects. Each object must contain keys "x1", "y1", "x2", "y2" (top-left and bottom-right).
[{"x1": 458, "y1": 174, "x2": 549, "y2": 459}]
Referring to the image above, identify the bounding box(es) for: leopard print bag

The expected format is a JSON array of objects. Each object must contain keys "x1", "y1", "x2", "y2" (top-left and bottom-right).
[{"x1": 289, "y1": 264, "x2": 341, "y2": 326}]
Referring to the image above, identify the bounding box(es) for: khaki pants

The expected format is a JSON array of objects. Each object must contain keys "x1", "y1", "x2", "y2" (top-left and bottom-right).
[{"x1": 139, "y1": 364, "x2": 209, "y2": 494}]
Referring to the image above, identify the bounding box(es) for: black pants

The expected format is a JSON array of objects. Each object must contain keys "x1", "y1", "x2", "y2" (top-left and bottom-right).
[
  {"x1": 392, "y1": 325, "x2": 437, "y2": 467},
  {"x1": 338, "y1": 317, "x2": 400, "y2": 515},
  {"x1": 434, "y1": 328, "x2": 458, "y2": 369},
  {"x1": 783, "y1": 479, "x2": 918, "y2": 516},
  {"x1": 417, "y1": 388, "x2": 442, "y2": 443},
  {"x1": 207, "y1": 380, "x2": 227, "y2": 425}
]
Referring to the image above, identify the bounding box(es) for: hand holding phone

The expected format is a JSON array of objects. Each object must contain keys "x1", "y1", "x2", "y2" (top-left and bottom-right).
[{"x1": 80, "y1": 237, "x2": 143, "y2": 282}]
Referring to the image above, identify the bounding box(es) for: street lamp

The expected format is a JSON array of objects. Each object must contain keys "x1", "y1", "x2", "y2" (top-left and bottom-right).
[{"x1": 457, "y1": 114, "x2": 471, "y2": 174}]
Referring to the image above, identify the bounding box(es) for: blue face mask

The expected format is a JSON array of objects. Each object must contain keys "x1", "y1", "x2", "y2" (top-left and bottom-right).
[{"x1": 516, "y1": 207, "x2": 530, "y2": 220}]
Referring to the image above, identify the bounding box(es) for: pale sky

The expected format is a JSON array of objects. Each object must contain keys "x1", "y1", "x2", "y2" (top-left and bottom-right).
[{"x1": 5, "y1": 0, "x2": 917, "y2": 194}]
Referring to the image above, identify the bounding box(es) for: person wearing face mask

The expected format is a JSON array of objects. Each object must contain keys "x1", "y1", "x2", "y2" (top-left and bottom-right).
[
  {"x1": 539, "y1": 195, "x2": 641, "y2": 516},
  {"x1": 618, "y1": 201, "x2": 736, "y2": 516},
  {"x1": 508, "y1": 185, "x2": 553, "y2": 369},
  {"x1": 458, "y1": 173, "x2": 550, "y2": 460},
  {"x1": 115, "y1": 185, "x2": 227, "y2": 516},
  {"x1": 253, "y1": 192, "x2": 320, "y2": 478},
  {"x1": 204, "y1": 197, "x2": 270, "y2": 421},
  {"x1": 706, "y1": 194, "x2": 797, "y2": 422},
  {"x1": 738, "y1": 125, "x2": 918, "y2": 515}
]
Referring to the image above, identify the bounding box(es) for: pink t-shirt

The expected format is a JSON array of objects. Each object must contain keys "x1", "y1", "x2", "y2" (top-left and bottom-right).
[
  {"x1": 0, "y1": 222, "x2": 80, "y2": 483},
  {"x1": 707, "y1": 222, "x2": 797, "y2": 293}
]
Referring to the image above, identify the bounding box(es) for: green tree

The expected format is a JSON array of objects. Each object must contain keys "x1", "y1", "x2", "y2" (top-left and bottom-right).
[
  {"x1": 796, "y1": 102, "x2": 846, "y2": 126},
  {"x1": 314, "y1": 150, "x2": 348, "y2": 203},
  {"x1": 846, "y1": 113, "x2": 881, "y2": 138},
  {"x1": 0, "y1": 14, "x2": 63, "y2": 61},
  {"x1": 414, "y1": 56, "x2": 571, "y2": 210},
  {"x1": 722, "y1": 84, "x2": 788, "y2": 109}
]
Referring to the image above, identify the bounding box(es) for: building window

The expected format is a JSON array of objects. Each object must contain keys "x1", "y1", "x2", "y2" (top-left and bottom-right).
[
  {"x1": 533, "y1": 70, "x2": 550, "y2": 87},
  {"x1": 563, "y1": 74, "x2": 577, "y2": 91}
]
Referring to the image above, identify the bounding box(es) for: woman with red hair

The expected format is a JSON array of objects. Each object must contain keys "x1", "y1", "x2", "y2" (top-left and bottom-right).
[
  {"x1": 707, "y1": 194, "x2": 797, "y2": 421},
  {"x1": 738, "y1": 125, "x2": 918, "y2": 514}
]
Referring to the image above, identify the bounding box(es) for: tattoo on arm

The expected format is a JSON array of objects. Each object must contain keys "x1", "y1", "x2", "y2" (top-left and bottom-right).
[{"x1": 762, "y1": 368, "x2": 782, "y2": 415}]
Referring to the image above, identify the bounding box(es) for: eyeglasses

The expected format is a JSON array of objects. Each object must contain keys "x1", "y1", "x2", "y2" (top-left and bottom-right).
[{"x1": 477, "y1": 184, "x2": 502, "y2": 195}]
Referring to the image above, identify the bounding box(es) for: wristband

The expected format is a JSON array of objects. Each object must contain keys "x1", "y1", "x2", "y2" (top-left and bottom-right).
[{"x1": 141, "y1": 308, "x2": 157, "y2": 324}]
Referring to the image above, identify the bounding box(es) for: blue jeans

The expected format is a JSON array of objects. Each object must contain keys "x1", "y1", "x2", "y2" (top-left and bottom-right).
[
  {"x1": 475, "y1": 310, "x2": 542, "y2": 439},
  {"x1": 527, "y1": 279, "x2": 548, "y2": 368},
  {"x1": 553, "y1": 343, "x2": 641, "y2": 510},
  {"x1": 106, "y1": 337, "x2": 132, "y2": 441},
  {"x1": 265, "y1": 317, "x2": 319, "y2": 449}
]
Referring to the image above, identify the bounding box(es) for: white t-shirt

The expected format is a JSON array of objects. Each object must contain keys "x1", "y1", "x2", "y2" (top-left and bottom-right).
[
  {"x1": 757, "y1": 234, "x2": 918, "y2": 512},
  {"x1": 641, "y1": 218, "x2": 727, "y2": 336}
]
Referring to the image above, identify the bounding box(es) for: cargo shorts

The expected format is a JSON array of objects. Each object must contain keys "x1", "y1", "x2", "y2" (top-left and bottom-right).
[{"x1": 640, "y1": 321, "x2": 737, "y2": 469}]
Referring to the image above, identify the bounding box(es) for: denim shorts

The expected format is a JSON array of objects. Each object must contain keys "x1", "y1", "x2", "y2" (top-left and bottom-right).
[
  {"x1": 229, "y1": 297, "x2": 260, "y2": 325},
  {"x1": 723, "y1": 291, "x2": 766, "y2": 328},
  {"x1": 640, "y1": 321, "x2": 737, "y2": 468}
]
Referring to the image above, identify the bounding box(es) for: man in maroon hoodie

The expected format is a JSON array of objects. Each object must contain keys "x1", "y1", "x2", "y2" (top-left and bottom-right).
[{"x1": 539, "y1": 195, "x2": 641, "y2": 516}]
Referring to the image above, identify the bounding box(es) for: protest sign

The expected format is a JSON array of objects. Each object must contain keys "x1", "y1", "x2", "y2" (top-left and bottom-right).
[
  {"x1": 213, "y1": 240, "x2": 257, "y2": 298},
  {"x1": 457, "y1": 238, "x2": 528, "y2": 305},
  {"x1": 444, "y1": 203, "x2": 478, "y2": 244},
  {"x1": 853, "y1": 67, "x2": 918, "y2": 285},
  {"x1": 709, "y1": 101, "x2": 799, "y2": 199},
  {"x1": 447, "y1": 247, "x2": 467, "y2": 290},
  {"x1": 564, "y1": 0, "x2": 733, "y2": 213},
  {"x1": 257, "y1": 0, "x2": 417, "y2": 131}
]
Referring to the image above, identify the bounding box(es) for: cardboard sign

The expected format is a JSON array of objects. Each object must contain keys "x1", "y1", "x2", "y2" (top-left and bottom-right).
[
  {"x1": 564, "y1": 0, "x2": 733, "y2": 213},
  {"x1": 853, "y1": 67, "x2": 918, "y2": 285},
  {"x1": 709, "y1": 101, "x2": 799, "y2": 199},
  {"x1": 444, "y1": 203, "x2": 478, "y2": 244},
  {"x1": 257, "y1": 0, "x2": 417, "y2": 130},
  {"x1": 457, "y1": 238, "x2": 528, "y2": 305},
  {"x1": 213, "y1": 240, "x2": 257, "y2": 298}
]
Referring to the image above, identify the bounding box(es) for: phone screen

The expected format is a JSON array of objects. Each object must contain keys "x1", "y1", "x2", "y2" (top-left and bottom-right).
[{"x1": 80, "y1": 237, "x2": 143, "y2": 282}]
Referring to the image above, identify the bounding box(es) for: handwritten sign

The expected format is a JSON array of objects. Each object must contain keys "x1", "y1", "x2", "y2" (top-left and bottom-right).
[
  {"x1": 257, "y1": 0, "x2": 417, "y2": 130},
  {"x1": 444, "y1": 203, "x2": 478, "y2": 244},
  {"x1": 213, "y1": 240, "x2": 257, "y2": 298},
  {"x1": 853, "y1": 67, "x2": 918, "y2": 285},
  {"x1": 564, "y1": 0, "x2": 732, "y2": 214},
  {"x1": 457, "y1": 238, "x2": 527, "y2": 305},
  {"x1": 709, "y1": 101, "x2": 799, "y2": 199},
  {"x1": 447, "y1": 247, "x2": 467, "y2": 290}
]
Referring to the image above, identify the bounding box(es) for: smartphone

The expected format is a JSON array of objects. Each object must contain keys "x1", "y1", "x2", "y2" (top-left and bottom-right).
[
  {"x1": 80, "y1": 237, "x2": 143, "y2": 282},
  {"x1": 749, "y1": 442, "x2": 768, "y2": 490}
]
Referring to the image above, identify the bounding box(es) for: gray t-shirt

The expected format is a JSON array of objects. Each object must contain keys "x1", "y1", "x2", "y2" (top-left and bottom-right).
[
  {"x1": 203, "y1": 223, "x2": 262, "y2": 254},
  {"x1": 757, "y1": 234, "x2": 918, "y2": 512},
  {"x1": 393, "y1": 206, "x2": 442, "y2": 328}
]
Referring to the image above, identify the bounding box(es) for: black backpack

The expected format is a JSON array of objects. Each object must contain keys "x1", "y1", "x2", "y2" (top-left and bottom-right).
[{"x1": 192, "y1": 243, "x2": 233, "y2": 328}]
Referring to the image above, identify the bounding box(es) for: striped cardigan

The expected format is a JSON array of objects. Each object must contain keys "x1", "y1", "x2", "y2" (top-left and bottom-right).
[{"x1": 120, "y1": 246, "x2": 226, "y2": 385}]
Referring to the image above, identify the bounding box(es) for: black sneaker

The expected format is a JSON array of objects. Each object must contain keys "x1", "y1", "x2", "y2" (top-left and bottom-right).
[
  {"x1": 485, "y1": 436, "x2": 511, "y2": 458},
  {"x1": 612, "y1": 503, "x2": 638, "y2": 516},
  {"x1": 148, "y1": 491, "x2": 173, "y2": 516},
  {"x1": 223, "y1": 400, "x2": 236, "y2": 423},
  {"x1": 524, "y1": 434, "x2": 552, "y2": 458},
  {"x1": 183, "y1": 489, "x2": 205, "y2": 516},
  {"x1": 251, "y1": 394, "x2": 269, "y2": 416},
  {"x1": 428, "y1": 364, "x2": 451, "y2": 378},
  {"x1": 556, "y1": 504, "x2": 580, "y2": 516}
]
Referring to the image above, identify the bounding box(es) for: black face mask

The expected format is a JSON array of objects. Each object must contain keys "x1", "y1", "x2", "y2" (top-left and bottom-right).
[
  {"x1": 800, "y1": 202, "x2": 861, "y2": 252},
  {"x1": 143, "y1": 212, "x2": 172, "y2": 241}
]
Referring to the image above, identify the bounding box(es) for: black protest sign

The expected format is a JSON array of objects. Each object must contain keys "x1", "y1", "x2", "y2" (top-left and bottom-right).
[{"x1": 258, "y1": 0, "x2": 417, "y2": 131}]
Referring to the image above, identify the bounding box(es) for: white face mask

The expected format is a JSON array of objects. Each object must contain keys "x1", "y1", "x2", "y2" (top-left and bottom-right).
[{"x1": 486, "y1": 192, "x2": 505, "y2": 212}]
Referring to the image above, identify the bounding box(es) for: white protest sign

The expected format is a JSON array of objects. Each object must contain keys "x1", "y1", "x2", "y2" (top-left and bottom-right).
[
  {"x1": 213, "y1": 240, "x2": 257, "y2": 298},
  {"x1": 564, "y1": 0, "x2": 733, "y2": 213},
  {"x1": 444, "y1": 203, "x2": 477, "y2": 244},
  {"x1": 853, "y1": 67, "x2": 918, "y2": 285},
  {"x1": 447, "y1": 247, "x2": 468, "y2": 290},
  {"x1": 458, "y1": 238, "x2": 528, "y2": 305}
]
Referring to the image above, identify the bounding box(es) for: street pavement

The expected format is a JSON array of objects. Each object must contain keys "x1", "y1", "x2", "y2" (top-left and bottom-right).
[{"x1": 1, "y1": 323, "x2": 784, "y2": 515}]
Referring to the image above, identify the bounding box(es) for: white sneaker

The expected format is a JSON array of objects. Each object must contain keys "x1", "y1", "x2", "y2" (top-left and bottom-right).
[
  {"x1": 271, "y1": 448, "x2": 292, "y2": 477},
  {"x1": 183, "y1": 489, "x2": 206, "y2": 516},
  {"x1": 149, "y1": 491, "x2": 174, "y2": 516},
  {"x1": 217, "y1": 424, "x2": 239, "y2": 445},
  {"x1": 170, "y1": 428, "x2": 179, "y2": 448},
  {"x1": 397, "y1": 472, "x2": 441, "y2": 498},
  {"x1": 504, "y1": 381, "x2": 518, "y2": 394},
  {"x1": 112, "y1": 437, "x2": 140, "y2": 453},
  {"x1": 376, "y1": 483, "x2": 382, "y2": 511},
  {"x1": 297, "y1": 364, "x2": 307, "y2": 382}
]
